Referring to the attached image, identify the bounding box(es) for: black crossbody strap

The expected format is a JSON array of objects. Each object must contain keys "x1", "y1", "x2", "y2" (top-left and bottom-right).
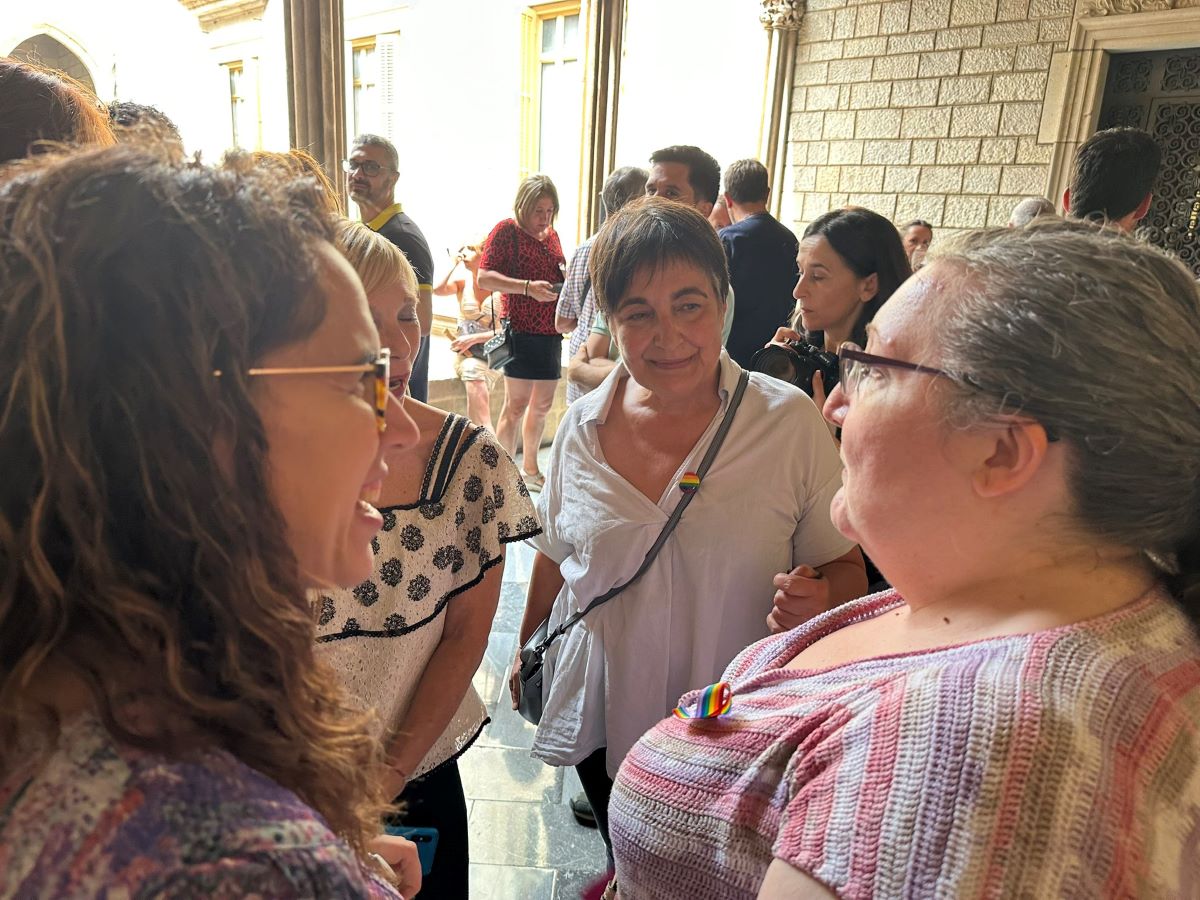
[{"x1": 537, "y1": 368, "x2": 751, "y2": 653}]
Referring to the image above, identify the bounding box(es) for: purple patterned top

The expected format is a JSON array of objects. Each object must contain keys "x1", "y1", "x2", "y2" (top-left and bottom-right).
[
  {"x1": 0, "y1": 715, "x2": 399, "y2": 898},
  {"x1": 610, "y1": 587, "x2": 1200, "y2": 898}
]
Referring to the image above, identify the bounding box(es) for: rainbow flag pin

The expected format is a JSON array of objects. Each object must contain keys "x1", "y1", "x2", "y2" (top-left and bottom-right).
[
  {"x1": 673, "y1": 681, "x2": 732, "y2": 720},
  {"x1": 679, "y1": 471, "x2": 701, "y2": 494}
]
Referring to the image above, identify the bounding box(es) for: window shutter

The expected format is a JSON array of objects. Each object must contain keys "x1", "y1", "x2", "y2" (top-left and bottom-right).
[{"x1": 377, "y1": 32, "x2": 401, "y2": 143}]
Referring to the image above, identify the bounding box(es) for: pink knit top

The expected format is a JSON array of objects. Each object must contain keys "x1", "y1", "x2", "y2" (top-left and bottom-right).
[{"x1": 609, "y1": 587, "x2": 1200, "y2": 899}]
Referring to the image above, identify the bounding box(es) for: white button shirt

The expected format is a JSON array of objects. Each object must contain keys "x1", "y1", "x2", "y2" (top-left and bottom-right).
[{"x1": 529, "y1": 352, "x2": 853, "y2": 776}]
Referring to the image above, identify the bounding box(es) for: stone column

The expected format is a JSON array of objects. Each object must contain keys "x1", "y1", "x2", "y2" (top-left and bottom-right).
[
  {"x1": 759, "y1": 0, "x2": 805, "y2": 217},
  {"x1": 580, "y1": 0, "x2": 628, "y2": 236},
  {"x1": 283, "y1": 0, "x2": 347, "y2": 208}
]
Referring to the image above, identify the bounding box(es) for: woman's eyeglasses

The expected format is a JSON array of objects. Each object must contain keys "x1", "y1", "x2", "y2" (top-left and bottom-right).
[
  {"x1": 836, "y1": 342, "x2": 949, "y2": 399},
  {"x1": 836, "y1": 342, "x2": 1058, "y2": 441},
  {"x1": 214, "y1": 349, "x2": 391, "y2": 433},
  {"x1": 341, "y1": 159, "x2": 391, "y2": 178}
]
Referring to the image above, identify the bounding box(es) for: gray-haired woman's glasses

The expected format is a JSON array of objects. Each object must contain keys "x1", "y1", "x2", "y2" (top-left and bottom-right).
[
  {"x1": 837, "y1": 342, "x2": 1059, "y2": 441},
  {"x1": 836, "y1": 342, "x2": 949, "y2": 399}
]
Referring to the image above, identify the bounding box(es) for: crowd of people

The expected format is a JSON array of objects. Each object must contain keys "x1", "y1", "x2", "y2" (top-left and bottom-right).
[{"x1": 1, "y1": 56, "x2": 1199, "y2": 900}]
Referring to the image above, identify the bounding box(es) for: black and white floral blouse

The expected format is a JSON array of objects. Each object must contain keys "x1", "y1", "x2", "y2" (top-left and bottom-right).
[{"x1": 315, "y1": 414, "x2": 540, "y2": 778}]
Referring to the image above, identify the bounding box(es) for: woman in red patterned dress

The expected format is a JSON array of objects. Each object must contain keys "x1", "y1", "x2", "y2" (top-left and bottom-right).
[{"x1": 477, "y1": 175, "x2": 566, "y2": 491}]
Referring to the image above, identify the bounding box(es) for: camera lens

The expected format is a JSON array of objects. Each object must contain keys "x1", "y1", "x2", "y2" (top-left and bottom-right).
[{"x1": 751, "y1": 345, "x2": 800, "y2": 383}]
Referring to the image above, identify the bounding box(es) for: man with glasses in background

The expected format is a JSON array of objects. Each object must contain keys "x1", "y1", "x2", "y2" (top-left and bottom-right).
[{"x1": 345, "y1": 135, "x2": 435, "y2": 402}]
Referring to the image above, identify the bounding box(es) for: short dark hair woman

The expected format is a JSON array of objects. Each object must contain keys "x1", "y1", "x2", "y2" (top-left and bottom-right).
[{"x1": 512, "y1": 197, "x2": 866, "y2": 868}]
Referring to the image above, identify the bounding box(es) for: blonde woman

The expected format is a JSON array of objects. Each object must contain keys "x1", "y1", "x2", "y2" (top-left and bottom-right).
[
  {"x1": 321, "y1": 222, "x2": 541, "y2": 899},
  {"x1": 476, "y1": 175, "x2": 566, "y2": 490}
]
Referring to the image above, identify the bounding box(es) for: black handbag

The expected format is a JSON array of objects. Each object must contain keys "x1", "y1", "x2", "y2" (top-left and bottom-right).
[
  {"x1": 482, "y1": 320, "x2": 514, "y2": 369},
  {"x1": 516, "y1": 369, "x2": 750, "y2": 725}
]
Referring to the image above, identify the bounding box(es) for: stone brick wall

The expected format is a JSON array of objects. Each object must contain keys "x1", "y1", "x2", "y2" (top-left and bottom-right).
[{"x1": 786, "y1": 0, "x2": 1076, "y2": 234}]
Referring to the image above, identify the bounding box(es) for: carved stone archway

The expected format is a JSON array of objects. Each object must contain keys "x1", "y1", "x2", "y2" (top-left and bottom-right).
[{"x1": 9, "y1": 33, "x2": 96, "y2": 94}]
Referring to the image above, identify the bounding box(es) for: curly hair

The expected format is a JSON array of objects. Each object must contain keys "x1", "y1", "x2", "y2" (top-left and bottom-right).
[
  {"x1": 0, "y1": 58, "x2": 115, "y2": 164},
  {"x1": 0, "y1": 146, "x2": 389, "y2": 856}
]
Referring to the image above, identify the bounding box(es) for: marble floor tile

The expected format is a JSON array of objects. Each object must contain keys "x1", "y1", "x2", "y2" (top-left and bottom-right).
[
  {"x1": 459, "y1": 745, "x2": 562, "y2": 804},
  {"x1": 473, "y1": 629, "x2": 518, "y2": 710},
  {"x1": 554, "y1": 867, "x2": 611, "y2": 900},
  {"x1": 468, "y1": 863, "x2": 555, "y2": 900},
  {"x1": 469, "y1": 799, "x2": 609, "y2": 871},
  {"x1": 502, "y1": 539, "x2": 536, "y2": 583},
  {"x1": 491, "y1": 581, "x2": 529, "y2": 633},
  {"x1": 476, "y1": 697, "x2": 538, "y2": 751}
]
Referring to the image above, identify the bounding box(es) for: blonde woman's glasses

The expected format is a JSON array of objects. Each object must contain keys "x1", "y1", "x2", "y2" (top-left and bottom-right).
[{"x1": 214, "y1": 349, "x2": 391, "y2": 433}]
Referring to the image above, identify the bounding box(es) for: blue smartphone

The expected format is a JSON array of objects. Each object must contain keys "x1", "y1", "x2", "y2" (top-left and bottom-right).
[{"x1": 384, "y1": 824, "x2": 439, "y2": 875}]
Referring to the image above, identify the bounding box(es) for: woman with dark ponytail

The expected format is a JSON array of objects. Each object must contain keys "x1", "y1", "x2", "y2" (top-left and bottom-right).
[{"x1": 767, "y1": 207, "x2": 911, "y2": 410}]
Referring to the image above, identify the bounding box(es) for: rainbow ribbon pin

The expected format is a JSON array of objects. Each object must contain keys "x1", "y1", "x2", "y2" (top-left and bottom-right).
[
  {"x1": 678, "y1": 471, "x2": 701, "y2": 494},
  {"x1": 672, "y1": 681, "x2": 733, "y2": 720}
]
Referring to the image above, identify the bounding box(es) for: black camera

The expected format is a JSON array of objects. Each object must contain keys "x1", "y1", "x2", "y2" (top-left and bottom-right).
[{"x1": 749, "y1": 340, "x2": 840, "y2": 397}]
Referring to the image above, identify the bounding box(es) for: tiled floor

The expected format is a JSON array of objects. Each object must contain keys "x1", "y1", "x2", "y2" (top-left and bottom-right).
[{"x1": 462, "y1": 498, "x2": 609, "y2": 899}]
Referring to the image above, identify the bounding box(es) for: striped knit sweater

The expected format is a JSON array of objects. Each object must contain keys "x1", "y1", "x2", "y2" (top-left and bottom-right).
[{"x1": 609, "y1": 587, "x2": 1200, "y2": 899}]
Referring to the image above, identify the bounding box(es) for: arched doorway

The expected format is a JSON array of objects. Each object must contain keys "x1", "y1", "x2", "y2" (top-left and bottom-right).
[{"x1": 9, "y1": 34, "x2": 96, "y2": 94}]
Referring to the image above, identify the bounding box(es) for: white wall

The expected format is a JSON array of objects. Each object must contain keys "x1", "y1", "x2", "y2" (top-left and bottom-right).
[
  {"x1": 9, "y1": 0, "x2": 784, "y2": 286},
  {"x1": 617, "y1": 0, "x2": 768, "y2": 185}
]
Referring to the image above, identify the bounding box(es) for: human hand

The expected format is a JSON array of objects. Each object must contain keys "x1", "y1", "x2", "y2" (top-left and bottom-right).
[
  {"x1": 767, "y1": 564, "x2": 830, "y2": 633},
  {"x1": 769, "y1": 326, "x2": 804, "y2": 347},
  {"x1": 528, "y1": 280, "x2": 558, "y2": 303},
  {"x1": 810, "y1": 368, "x2": 828, "y2": 410},
  {"x1": 509, "y1": 651, "x2": 522, "y2": 710},
  {"x1": 368, "y1": 833, "x2": 422, "y2": 898},
  {"x1": 450, "y1": 333, "x2": 490, "y2": 354}
]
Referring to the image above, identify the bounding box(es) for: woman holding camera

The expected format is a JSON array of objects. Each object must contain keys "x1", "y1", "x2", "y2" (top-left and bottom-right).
[
  {"x1": 513, "y1": 198, "x2": 867, "y2": 865},
  {"x1": 477, "y1": 175, "x2": 567, "y2": 490},
  {"x1": 771, "y1": 207, "x2": 910, "y2": 409},
  {"x1": 609, "y1": 219, "x2": 1200, "y2": 898}
]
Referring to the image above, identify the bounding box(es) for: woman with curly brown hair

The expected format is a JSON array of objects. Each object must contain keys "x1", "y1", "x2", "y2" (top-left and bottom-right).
[{"x1": 0, "y1": 147, "x2": 421, "y2": 897}]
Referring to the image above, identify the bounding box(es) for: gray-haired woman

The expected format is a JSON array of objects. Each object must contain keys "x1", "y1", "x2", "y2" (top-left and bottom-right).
[{"x1": 608, "y1": 218, "x2": 1200, "y2": 899}]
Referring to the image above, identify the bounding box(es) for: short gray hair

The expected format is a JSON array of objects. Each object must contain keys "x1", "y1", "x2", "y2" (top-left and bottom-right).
[
  {"x1": 350, "y1": 133, "x2": 398, "y2": 172},
  {"x1": 1008, "y1": 196, "x2": 1056, "y2": 227},
  {"x1": 929, "y1": 218, "x2": 1200, "y2": 618},
  {"x1": 601, "y1": 166, "x2": 648, "y2": 216}
]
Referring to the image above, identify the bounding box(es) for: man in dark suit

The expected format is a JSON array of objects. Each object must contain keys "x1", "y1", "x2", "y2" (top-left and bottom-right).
[{"x1": 718, "y1": 159, "x2": 799, "y2": 369}]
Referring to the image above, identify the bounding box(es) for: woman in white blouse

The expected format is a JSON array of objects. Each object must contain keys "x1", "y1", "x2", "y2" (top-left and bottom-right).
[
  {"x1": 321, "y1": 223, "x2": 541, "y2": 899},
  {"x1": 511, "y1": 198, "x2": 867, "y2": 863}
]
